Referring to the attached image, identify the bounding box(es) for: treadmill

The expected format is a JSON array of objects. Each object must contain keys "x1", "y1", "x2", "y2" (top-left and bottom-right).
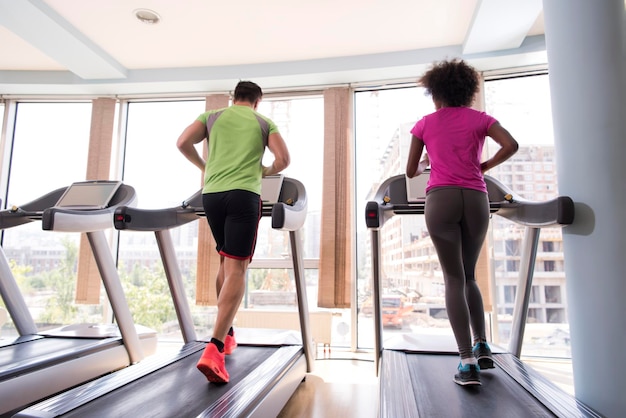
[
  {"x1": 365, "y1": 172, "x2": 601, "y2": 417},
  {"x1": 0, "y1": 181, "x2": 157, "y2": 417},
  {"x1": 15, "y1": 176, "x2": 314, "y2": 418}
]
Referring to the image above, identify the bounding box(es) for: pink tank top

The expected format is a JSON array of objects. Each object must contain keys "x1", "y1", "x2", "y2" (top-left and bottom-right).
[{"x1": 410, "y1": 107, "x2": 497, "y2": 193}]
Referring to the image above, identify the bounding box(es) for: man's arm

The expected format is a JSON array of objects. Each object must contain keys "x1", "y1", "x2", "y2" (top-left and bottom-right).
[
  {"x1": 262, "y1": 132, "x2": 290, "y2": 176},
  {"x1": 176, "y1": 120, "x2": 207, "y2": 171}
]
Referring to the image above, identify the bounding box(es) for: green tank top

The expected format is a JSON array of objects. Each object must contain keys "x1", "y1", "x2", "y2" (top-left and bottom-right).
[{"x1": 196, "y1": 105, "x2": 278, "y2": 195}]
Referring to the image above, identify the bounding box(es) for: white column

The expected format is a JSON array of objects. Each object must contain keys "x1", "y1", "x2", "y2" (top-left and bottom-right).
[{"x1": 543, "y1": 1, "x2": 626, "y2": 416}]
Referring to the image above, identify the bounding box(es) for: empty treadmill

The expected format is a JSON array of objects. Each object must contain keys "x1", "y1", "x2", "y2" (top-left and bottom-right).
[
  {"x1": 15, "y1": 176, "x2": 314, "y2": 418},
  {"x1": 365, "y1": 172, "x2": 601, "y2": 417},
  {"x1": 0, "y1": 181, "x2": 157, "y2": 417}
]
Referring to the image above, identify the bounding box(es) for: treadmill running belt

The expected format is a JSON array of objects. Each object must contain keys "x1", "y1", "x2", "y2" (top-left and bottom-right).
[
  {"x1": 404, "y1": 353, "x2": 556, "y2": 417},
  {"x1": 0, "y1": 337, "x2": 120, "y2": 380},
  {"x1": 62, "y1": 346, "x2": 277, "y2": 418}
]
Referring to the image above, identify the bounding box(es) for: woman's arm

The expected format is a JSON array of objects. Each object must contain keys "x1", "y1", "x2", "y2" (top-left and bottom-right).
[
  {"x1": 481, "y1": 122, "x2": 519, "y2": 173},
  {"x1": 406, "y1": 135, "x2": 428, "y2": 178}
]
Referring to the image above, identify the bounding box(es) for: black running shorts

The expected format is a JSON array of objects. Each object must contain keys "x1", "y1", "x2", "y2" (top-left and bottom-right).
[{"x1": 202, "y1": 189, "x2": 262, "y2": 260}]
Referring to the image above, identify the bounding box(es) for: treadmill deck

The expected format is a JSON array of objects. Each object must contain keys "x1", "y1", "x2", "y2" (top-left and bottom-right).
[
  {"x1": 380, "y1": 349, "x2": 601, "y2": 418},
  {"x1": 16, "y1": 340, "x2": 307, "y2": 418}
]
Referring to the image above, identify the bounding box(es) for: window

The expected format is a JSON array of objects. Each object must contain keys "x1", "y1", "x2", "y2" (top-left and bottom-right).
[
  {"x1": 545, "y1": 285, "x2": 562, "y2": 303},
  {"x1": 117, "y1": 100, "x2": 206, "y2": 337},
  {"x1": 355, "y1": 86, "x2": 441, "y2": 348},
  {"x1": 2, "y1": 102, "x2": 93, "y2": 331},
  {"x1": 117, "y1": 96, "x2": 324, "y2": 343},
  {"x1": 530, "y1": 286, "x2": 540, "y2": 304},
  {"x1": 123, "y1": 100, "x2": 205, "y2": 209},
  {"x1": 257, "y1": 96, "x2": 323, "y2": 259},
  {"x1": 527, "y1": 308, "x2": 542, "y2": 323},
  {"x1": 505, "y1": 239, "x2": 520, "y2": 256},
  {"x1": 546, "y1": 308, "x2": 566, "y2": 324},
  {"x1": 506, "y1": 260, "x2": 519, "y2": 271},
  {"x1": 504, "y1": 285, "x2": 516, "y2": 304},
  {"x1": 244, "y1": 96, "x2": 324, "y2": 337},
  {"x1": 485, "y1": 74, "x2": 570, "y2": 361}
]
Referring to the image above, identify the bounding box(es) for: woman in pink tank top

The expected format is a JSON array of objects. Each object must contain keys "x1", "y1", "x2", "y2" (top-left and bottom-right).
[{"x1": 406, "y1": 59, "x2": 518, "y2": 386}]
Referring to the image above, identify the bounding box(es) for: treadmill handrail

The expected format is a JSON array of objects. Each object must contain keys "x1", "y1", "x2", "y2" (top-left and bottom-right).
[
  {"x1": 366, "y1": 173, "x2": 576, "y2": 376},
  {"x1": 0, "y1": 184, "x2": 136, "y2": 336},
  {"x1": 0, "y1": 187, "x2": 66, "y2": 229},
  {"x1": 4, "y1": 183, "x2": 145, "y2": 362},
  {"x1": 110, "y1": 176, "x2": 313, "y2": 365},
  {"x1": 365, "y1": 172, "x2": 574, "y2": 230},
  {"x1": 42, "y1": 184, "x2": 137, "y2": 232},
  {"x1": 113, "y1": 177, "x2": 308, "y2": 232}
]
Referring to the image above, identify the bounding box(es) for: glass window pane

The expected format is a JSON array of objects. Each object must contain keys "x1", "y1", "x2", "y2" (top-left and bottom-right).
[
  {"x1": 8, "y1": 103, "x2": 91, "y2": 201},
  {"x1": 118, "y1": 100, "x2": 206, "y2": 342},
  {"x1": 545, "y1": 285, "x2": 562, "y2": 304},
  {"x1": 2, "y1": 102, "x2": 93, "y2": 333},
  {"x1": 119, "y1": 97, "x2": 325, "y2": 347},
  {"x1": 485, "y1": 75, "x2": 570, "y2": 360},
  {"x1": 355, "y1": 87, "x2": 439, "y2": 349},
  {"x1": 248, "y1": 96, "x2": 326, "y2": 341},
  {"x1": 504, "y1": 285, "x2": 516, "y2": 304},
  {"x1": 530, "y1": 285, "x2": 540, "y2": 304},
  {"x1": 257, "y1": 96, "x2": 323, "y2": 259},
  {"x1": 124, "y1": 101, "x2": 206, "y2": 208},
  {"x1": 254, "y1": 96, "x2": 323, "y2": 267}
]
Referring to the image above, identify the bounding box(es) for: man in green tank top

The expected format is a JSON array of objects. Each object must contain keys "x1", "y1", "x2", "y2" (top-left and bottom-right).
[{"x1": 177, "y1": 81, "x2": 290, "y2": 383}]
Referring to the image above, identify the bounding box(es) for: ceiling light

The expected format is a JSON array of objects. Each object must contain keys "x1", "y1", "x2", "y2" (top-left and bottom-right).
[{"x1": 134, "y1": 8, "x2": 161, "y2": 24}]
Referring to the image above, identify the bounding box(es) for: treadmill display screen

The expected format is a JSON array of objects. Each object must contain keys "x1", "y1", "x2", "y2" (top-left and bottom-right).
[
  {"x1": 55, "y1": 181, "x2": 122, "y2": 210},
  {"x1": 261, "y1": 175, "x2": 284, "y2": 203}
]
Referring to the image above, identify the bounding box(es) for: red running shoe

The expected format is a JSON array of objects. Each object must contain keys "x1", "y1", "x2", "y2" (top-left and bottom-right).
[
  {"x1": 224, "y1": 333, "x2": 237, "y2": 355},
  {"x1": 196, "y1": 343, "x2": 229, "y2": 383}
]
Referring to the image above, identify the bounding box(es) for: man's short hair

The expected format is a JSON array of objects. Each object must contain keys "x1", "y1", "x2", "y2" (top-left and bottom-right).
[{"x1": 234, "y1": 81, "x2": 263, "y2": 103}]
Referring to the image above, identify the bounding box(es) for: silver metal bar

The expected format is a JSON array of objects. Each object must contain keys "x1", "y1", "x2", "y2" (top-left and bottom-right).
[
  {"x1": 87, "y1": 230, "x2": 144, "y2": 363},
  {"x1": 0, "y1": 247, "x2": 37, "y2": 335},
  {"x1": 290, "y1": 228, "x2": 314, "y2": 372},
  {"x1": 371, "y1": 228, "x2": 383, "y2": 376},
  {"x1": 155, "y1": 229, "x2": 197, "y2": 343},
  {"x1": 508, "y1": 226, "x2": 541, "y2": 357}
]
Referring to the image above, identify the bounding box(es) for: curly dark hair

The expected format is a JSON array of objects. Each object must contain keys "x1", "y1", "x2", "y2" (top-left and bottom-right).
[{"x1": 418, "y1": 59, "x2": 480, "y2": 107}]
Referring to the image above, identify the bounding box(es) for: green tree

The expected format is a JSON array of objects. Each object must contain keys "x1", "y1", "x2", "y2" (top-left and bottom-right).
[
  {"x1": 0, "y1": 261, "x2": 28, "y2": 318},
  {"x1": 247, "y1": 268, "x2": 268, "y2": 291},
  {"x1": 8, "y1": 258, "x2": 34, "y2": 295},
  {"x1": 120, "y1": 262, "x2": 176, "y2": 332},
  {"x1": 38, "y1": 237, "x2": 78, "y2": 325}
]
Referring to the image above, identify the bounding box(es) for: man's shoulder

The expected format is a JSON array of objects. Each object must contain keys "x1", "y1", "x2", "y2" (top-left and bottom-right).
[
  {"x1": 197, "y1": 107, "x2": 228, "y2": 123},
  {"x1": 250, "y1": 110, "x2": 278, "y2": 132}
]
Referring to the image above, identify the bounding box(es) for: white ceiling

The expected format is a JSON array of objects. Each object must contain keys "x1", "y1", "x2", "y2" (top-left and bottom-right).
[{"x1": 0, "y1": 0, "x2": 547, "y2": 96}]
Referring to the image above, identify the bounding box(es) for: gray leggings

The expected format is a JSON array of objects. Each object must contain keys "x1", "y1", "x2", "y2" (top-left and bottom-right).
[{"x1": 425, "y1": 187, "x2": 489, "y2": 359}]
